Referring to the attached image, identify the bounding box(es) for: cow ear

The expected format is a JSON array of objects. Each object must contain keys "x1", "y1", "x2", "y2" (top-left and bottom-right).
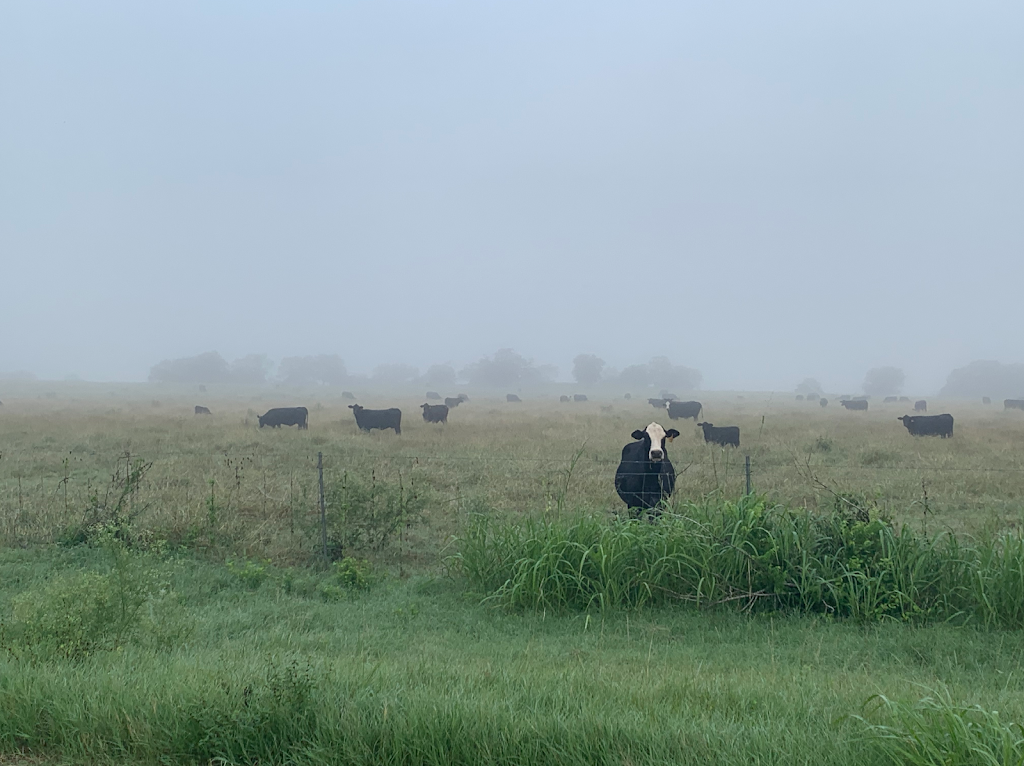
[
  {"x1": 666, "y1": 429, "x2": 680, "y2": 440},
  {"x1": 631, "y1": 430, "x2": 645, "y2": 440}
]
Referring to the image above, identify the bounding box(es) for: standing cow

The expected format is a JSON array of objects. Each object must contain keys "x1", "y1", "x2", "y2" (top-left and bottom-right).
[
  {"x1": 1005, "y1": 399, "x2": 1024, "y2": 411},
  {"x1": 507, "y1": 394, "x2": 522, "y2": 403},
  {"x1": 420, "y1": 403, "x2": 449, "y2": 423},
  {"x1": 666, "y1": 400, "x2": 702, "y2": 421},
  {"x1": 349, "y1": 404, "x2": 401, "y2": 434},
  {"x1": 898, "y1": 414, "x2": 953, "y2": 438},
  {"x1": 194, "y1": 405, "x2": 212, "y2": 415},
  {"x1": 697, "y1": 422, "x2": 740, "y2": 447},
  {"x1": 841, "y1": 400, "x2": 868, "y2": 411},
  {"x1": 614, "y1": 422, "x2": 681, "y2": 517},
  {"x1": 915, "y1": 400, "x2": 927, "y2": 412}
]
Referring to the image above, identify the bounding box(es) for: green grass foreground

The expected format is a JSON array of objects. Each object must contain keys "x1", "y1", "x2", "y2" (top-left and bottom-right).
[{"x1": 4, "y1": 545, "x2": 1024, "y2": 765}]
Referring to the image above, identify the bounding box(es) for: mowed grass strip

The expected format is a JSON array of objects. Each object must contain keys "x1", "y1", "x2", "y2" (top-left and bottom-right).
[{"x1": 3, "y1": 547, "x2": 1024, "y2": 766}]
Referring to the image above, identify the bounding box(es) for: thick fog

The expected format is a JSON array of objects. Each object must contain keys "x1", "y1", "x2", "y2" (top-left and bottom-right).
[{"x1": 2, "y1": 2, "x2": 1022, "y2": 393}]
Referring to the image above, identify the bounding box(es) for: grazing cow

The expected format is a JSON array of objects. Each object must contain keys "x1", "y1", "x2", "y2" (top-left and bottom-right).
[
  {"x1": 1005, "y1": 399, "x2": 1024, "y2": 411},
  {"x1": 258, "y1": 407, "x2": 308, "y2": 429},
  {"x1": 795, "y1": 395, "x2": 805, "y2": 401},
  {"x1": 666, "y1": 400, "x2": 703, "y2": 421},
  {"x1": 840, "y1": 399, "x2": 868, "y2": 411},
  {"x1": 624, "y1": 393, "x2": 632, "y2": 400},
  {"x1": 819, "y1": 398, "x2": 829, "y2": 408},
  {"x1": 884, "y1": 396, "x2": 898, "y2": 403},
  {"x1": 349, "y1": 404, "x2": 401, "y2": 434},
  {"x1": 899, "y1": 414, "x2": 954, "y2": 438},
  {"x1": 697, "y1": 422, "x2": 740, "y2": 447},
  {"x1": 342, "y1": 391, "x2": 356, "y2": 400},
  {"x1": 915, "y1": 400, "x2": 927, "y2": 412},
  {"x1": 614, "y1": 422, "x2": 681, "y2": 516},
  {"x1": 648, "y1": 398, "x2": 669, "y2": 409},
  {"x1": 983, "y1": 397, "x2": 992, "y2": 405},
  {"x1": 425, "y1": 391, "x2": 441, "y2": 401},
  {"x1": 559, "y1": 395, "x2": 570, "y2": 403},
  {"x1": 420, "y1": 403, "x2": 448, "y2": 424},
  {"x1": 573, "y1": 394, "x2": 588, "y2": 402},
  {"x1": 457, "y1": 393, "x2": 470, "y2": 402},
  {"x1": 899, "y1": 396, "x2": 911, "y2": 402},
  {"x1": 194, "y1": 405, "x2": 212, "y2": 415},
  {"x1": 445, "y1": 397, "x2": 463, "y2": 408},
  {"x1": 507, "y1": 394, "x2": 522, "y2": 403}
]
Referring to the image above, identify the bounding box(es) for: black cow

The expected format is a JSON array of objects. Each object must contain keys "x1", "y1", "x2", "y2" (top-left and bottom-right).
[
  {"x1": 349, "y1": 404, "x2": 401, "y2": 434},
  {"x1": 573, "y1": 394, "x2": 588, "y2": 402},
  {"x1": 841, "y1": 400, "x2": 868, "y2": 411},
  {"x1": 258, "y1": 407, "x2": 308, "y2": 429},
  {"x1": 194, "y1": 405, "x2": 212, "y2": 415},
  {"x1": 507, "y1": 394, "x2": 522, "y2": 403},
  {"x1": 819, "y1": 398, "x2": 829, "y2": 408},
  {"x1": 421, "y1": 403, "x2": 448, "y2": 423},
  {"x1": 1005, "y1": 399, "x2": 1024, "y2": 411},
  {"x1": 666, "y1": 400, "x2": 702, "y2": 421},
  {"x1": 425, "y1": 391, "x2": 441, "y2": 401},
  {"x1": 559, "y1": 395, "x2": 570, "y2": 402},
  {"x1": 342, "y1": 391, "x2": 356, "y2": 400},
  {"x1": 899, "y1": 414, "x2": 953, "y2": 438},
  {"x1": 648, "y1": 398, "x2": 669, "y2": 409},
  {"x1": 983, "y1": 397, "x2": 992, "y2": 405},
  {"x1": 884, "y1": 396, "x2": 898, "y2": 403},
  {"x1": 795, "y1": 394, "x2": 805, "y2": 401},
  {"x1": 697, "y1": 422, "x2": 740, "y2": 447},
  {"x1": 445, "y1": 397, "x2": 463, "y2": 408},
  {"x1": 458, "y1": 393, "x2": 470, "y2": 402},
  {"x1": 915, "y1": 400, "x2": 927, "y2": 412},
  {"x1": 899, "y1": 396, "x2": 911, "y2": 402},
  {"x1": 624, "y1": 393, "x2": 632, "y2": 400},
  {"x1": 614, "y1": 422, "x2": 681, "y2": 516},
  {"x1": 660, "y1": 391, "x2": 679, "y2": 401}
]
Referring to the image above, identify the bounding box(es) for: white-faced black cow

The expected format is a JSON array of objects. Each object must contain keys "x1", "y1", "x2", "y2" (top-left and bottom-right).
[
  {"x1": 194, "y1": 405, "x2": 212, "y2": 415},
  {"x1": 614, "y1": 422, "x2": 681, "y2": 517},
  {"x1": 666, "y1": 400, "x2": 702, "y2": 421},
  {"x1": 258, "y1": 407, "x2": 308, "y2": 429},
  {"x1": 899, "y1": 414, "x2": 953, "y2": 438},
  {"x1": 421, "y1": 403, "x2": 448, "y2": 423},
  {"x1": 697, "y1": 422, "x2": 740, "y2": 447},
  {"x1": 349, "y1": 404, "x2": 401, "y2": 434}
]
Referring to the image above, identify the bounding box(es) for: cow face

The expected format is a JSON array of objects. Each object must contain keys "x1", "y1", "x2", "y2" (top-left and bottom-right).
[
  {"x1": 257, "y1": 414, "x2": 265, "y2": 428},
  {"x1": 348, "y1": 404, "x2": 362, "y2": 412},
  {"x1": 630, "y1": 422, "x2": 680, "y2": 461}
]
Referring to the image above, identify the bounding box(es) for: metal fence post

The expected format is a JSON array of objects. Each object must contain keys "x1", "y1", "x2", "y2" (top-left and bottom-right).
[
  {"x1": 317, "y1": 452, "x2": 328, "y2": 565},
  {"x1": 745, "y1": 455, "x2": 752, "y2": 496}
]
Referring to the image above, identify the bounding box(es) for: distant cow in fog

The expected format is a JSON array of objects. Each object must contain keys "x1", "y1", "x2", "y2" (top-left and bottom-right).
[
  {"x1": 425, "y1": 391, "x2": 441, "y2": 400},
  {"x1": 819, "y1": 398, "x2": 828, "y2": 408},
  {"x1": 573, "y1": 394, "x2": 588, "y2": 402},
  {"x1": 884, "y1": 396, "x2": 898, "y2": 403},
  {"x1": 420, "y1": 403, "x2": 448, "y2": 423},
  {"x1": 445, "y1": 396, "x2": 464, "y2": 408},
  {"x1": 840, "y1": 399, "x2": 868, "y2": 411},
  {"x1": 795, "y1": 395, "x2": 804, "y2": 401},
  {"x1": 983, "y1": 397, "x2": 992, "y2": 405},
  {"x1": 648, "y1": 398, "x2": 669, "y2": 409},
  {"x1": 507, "y1": 394, "x2": 522, "y2": 403},
  {"x1": 624, "y1": 393, "x2": 631, "y2": 400},
  {"x1": 194, "y1": 405, "x2": 212, "y2": 415},
  {"x1": 1005, "y1": 399, "x2": 1024, "y2": 411},
  {"x1": 342, "y1": 391, "x2": 356, "y2": 400},
  {"x1": 666, "y1": 400, "x2": 702, "y2": 421},
  {"x1": 899, "y1": 414, "x2": 953, "y2": 438},
  {"x1": 660, "y1": 392, "x2": 679, "y2": 401},
  {"x1": 915, "y1": 400, "x2": 927, "y2": 412},
  {"x1": 560, "y1": 395, "x2": 570, "y2": 402},
  {"x1": 899, "y1": 396, "x2": 911, "y2": 402},
  {"x1": 349, "y1": 404, "x2": 401, "y2": 434},
  {"x1": 697, "y1": 422, "x2": 740, "y2": 448},
  {"x1": 258, "y1": 407, "x2": 308, "y2": 429}
]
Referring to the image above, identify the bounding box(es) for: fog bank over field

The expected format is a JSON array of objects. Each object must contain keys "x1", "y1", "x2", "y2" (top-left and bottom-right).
[{"x1": 2, "y1": 2, "x2": 1022, "y2": 392}]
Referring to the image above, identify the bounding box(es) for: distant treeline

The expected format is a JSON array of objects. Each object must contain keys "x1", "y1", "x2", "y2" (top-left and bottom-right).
[{"x1": 146, "y1": 349, "x2": 702, "y2": 390}]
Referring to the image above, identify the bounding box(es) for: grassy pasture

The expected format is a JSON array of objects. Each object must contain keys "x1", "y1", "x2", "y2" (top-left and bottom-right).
[
  {"x1": 3, "y1": 384, "x2": 1024, "y2": 764},
  {"x1": 1, "y1": 383, "x2": 1023, "y2": 561}
]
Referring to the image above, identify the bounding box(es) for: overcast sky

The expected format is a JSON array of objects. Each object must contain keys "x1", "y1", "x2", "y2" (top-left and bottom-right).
[{"x1": 2, "y1": 2, "x2": 1021, "y2": 392}]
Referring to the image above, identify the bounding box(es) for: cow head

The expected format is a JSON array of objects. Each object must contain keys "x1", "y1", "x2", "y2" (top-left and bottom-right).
[
  {"x1": 630, "y1": 422, "x2": 680, "y2": 461},
  {"x1": 257, "y1": 414, "x2": 265, "y2": 428},
  {"x1": 348, "y1": 404, "x2": 362, "y2": 412}
]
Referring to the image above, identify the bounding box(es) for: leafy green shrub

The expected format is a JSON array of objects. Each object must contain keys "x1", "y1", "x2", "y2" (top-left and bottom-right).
[
  {"x1": 226, "y1": 558, "x2": 271, "y2": 590},
  {"x1": 324, "y1": 471, "x2": 425, "y2": 556}
]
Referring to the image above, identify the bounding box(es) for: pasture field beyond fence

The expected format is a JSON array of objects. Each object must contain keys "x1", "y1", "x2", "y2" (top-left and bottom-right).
[{"x1": 1, "y1": 383, "x2": 1023, "y2": 561}]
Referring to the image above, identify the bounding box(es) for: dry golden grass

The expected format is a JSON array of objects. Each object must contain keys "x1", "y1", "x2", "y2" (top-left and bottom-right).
[{"x1": 2, "y1": 382, "x2": 1023, "y2": 562}]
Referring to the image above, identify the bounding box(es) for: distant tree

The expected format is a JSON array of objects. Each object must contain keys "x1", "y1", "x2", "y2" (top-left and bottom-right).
[
  {"x1": 940, "y1": 360, "x2": 1024, "y2": 399},
  {"x1": 230, "y1": 354, "x2": 274, "y2": 385},
  {"x1": 461, "y1": 349, "x2": 556, "y2": 388},
  {"x1": 372, "y1": 363, "x2": 420, "y2": 385},
  {"x1": 420, "y1": 364, "x2": 458, "y2": 389},
  {"x1": 618, "y1": 364, "x2": 652, "y2": 388},
  {"x1": 149, "y1": 351, "x2": 230, "y2": 384},
  {"x1": 795, "y1": 378, "x2": 823, "y2": 395},
  {"x1": 278, "y1": 355, "x2": 347, "y2": 386},
  {"x1": 572, "y1": 354, "x2": 605, "y2": 386},
  {"x1": 863, "y1": 366, "x2": 905, "y2": 397},
  {"x1": 618, "y1": 357, "x2": 702, "y2": 391}
]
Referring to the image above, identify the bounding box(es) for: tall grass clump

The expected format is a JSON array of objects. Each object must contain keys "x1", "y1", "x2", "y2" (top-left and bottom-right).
[{"x1": 453, "y1": 497, "x2": 1024, "y2": 625}]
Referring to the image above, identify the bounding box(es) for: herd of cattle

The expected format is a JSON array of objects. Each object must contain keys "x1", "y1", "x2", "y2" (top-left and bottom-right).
[{"x1": 180, "y1": 393, "x2": 1024, "y2": 515}]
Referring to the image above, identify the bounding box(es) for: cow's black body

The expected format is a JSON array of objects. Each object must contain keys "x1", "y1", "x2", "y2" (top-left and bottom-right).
[
  {"x1": 258, "y1": 407, "x2": 308, "y2": 429},
  {"x1": 841, "y1": 400, "x2": 868, "y2": 411},
  {"x1": 425, "y1": 391, "x2": 441, "y2": 401},
  {"x1": 666, "y1": 400, "x2": 702, "y2": 421},
  {"x1": 697, "y1": 422, "x2": 740, "y2": 447},
  {"x1": 899, "y1": 414, "x2": 953, "y2": 438},
  {"x1": 573, "y1": 394, "x2": 588, "y2": 402},
  {"x1": 421, "y1": 403, "x2": 449, "y2": 423},
  {"x1": 194, "y1": 405, "x2": 211, "y2": 415},
  {"x1": 915, "y1": 400, "x2": 928, "y2": 412},
  {"x1": 614, "y1": 426, "x2": 680, "y2": 516},
  {"x1": 506, "y1": 394, "x2": 522, "y2": 403},
  {"x1": 349, "y1": 404, "x2": 401, "y2": 434}
]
